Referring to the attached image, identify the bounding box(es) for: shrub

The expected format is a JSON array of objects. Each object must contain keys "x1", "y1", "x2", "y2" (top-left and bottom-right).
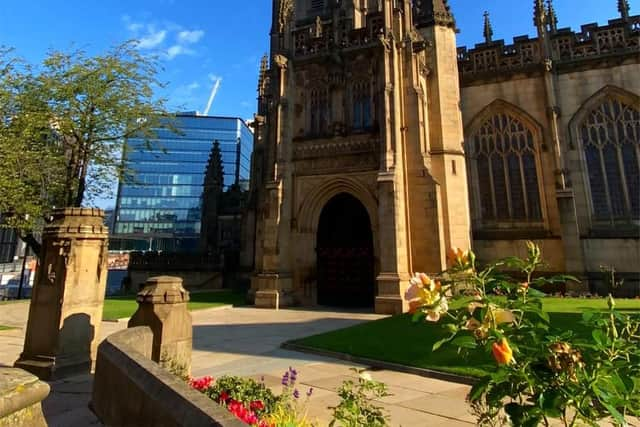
[
  {"x1": 189, "y1": 368, "x2": 318, "y2": 427},
  {"x1": 205, "y1": 375, "x2": 280, "y2": 418},
  {"x1": 406, "y1": 242, "x2": 640, "y2": 426},
  {"x1": 329, "y1": 369, "x2": 390, "y2": 427}
]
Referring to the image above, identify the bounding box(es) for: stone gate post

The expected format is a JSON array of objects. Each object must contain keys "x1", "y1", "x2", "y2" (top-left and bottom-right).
[
  {"x1": 15, "y1": 208, "x2": 108, "y2": 380},
  {"x1": 128, "y1": 276, "x2": 192, "y2": 377}
]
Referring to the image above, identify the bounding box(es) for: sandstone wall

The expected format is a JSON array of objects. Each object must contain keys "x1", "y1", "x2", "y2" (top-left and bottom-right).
[{"x1": 91, "y1": 326, "x2": 242, "y2": 427}]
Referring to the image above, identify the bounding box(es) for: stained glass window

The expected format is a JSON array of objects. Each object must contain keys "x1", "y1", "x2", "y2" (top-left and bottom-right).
[
  {"x1": 352, "y1": 81, "x2": 371, "y2": 130},
  {"x1": 469, "y1": 112, "x2": 543, "y2": 222},
  {"x1": 579, "y1": 97, "x2": 640, "y2": 221},
  {"x1": 310, "y1": 87, "x2": 329, "y2": 135}
]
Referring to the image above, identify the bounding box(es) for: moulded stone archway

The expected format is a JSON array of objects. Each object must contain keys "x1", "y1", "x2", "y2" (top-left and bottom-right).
[
  {"x1": 292, "y1": 177, "x2": 379, "y2": 306},
  {"x1": 316, "y1": 193, "x2": 375, "y2": 307}
]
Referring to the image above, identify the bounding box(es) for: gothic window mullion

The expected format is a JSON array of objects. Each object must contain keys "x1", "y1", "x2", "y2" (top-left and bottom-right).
[
  {"x1": 519, "y1": 153, "x2": 530, "y2": 220},
  {"x1": 615, "y1": 142, "x2": 632, "y2": 218},
  {"x1": 502, "y1": 153, "x2": 514, "y2": 219},
  {"x1": 597, "y1": 145, "x2": 614, "y2": 224},
  {"x1": 608, "y1": 99, "x2": 632, "y2": 217},
  {"x1": 486, "y1": 143, "x2": 498, "y2": 220}
]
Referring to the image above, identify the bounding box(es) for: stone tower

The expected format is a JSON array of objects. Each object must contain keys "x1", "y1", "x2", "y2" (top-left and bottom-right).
[{"x1": 248, "y1": 0, "x2": 471, "y2": 314}]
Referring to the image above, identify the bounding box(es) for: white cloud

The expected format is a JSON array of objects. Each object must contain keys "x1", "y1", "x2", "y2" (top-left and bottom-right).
[
  {"x1": 137, "y1": 28, "x2": 167, "y2": 49},
  {"x1": 187, "y1": 82, "x2": 200, "y2": 91},
  {"x1": 177, "y1": 30, "x2": 204, "y2": 44},
  {"x1": 208, "y1": 73, "x2": 222, "y2": 82},
  {"x1": 123, "y1": 16, "x2": 204, "y2": 60},
  {"x1": 127, "y1": 22, "x2": 144, "y2": 32},
  {"x1": 166, "y1": 45, "x2": 194, "y2": 60}
]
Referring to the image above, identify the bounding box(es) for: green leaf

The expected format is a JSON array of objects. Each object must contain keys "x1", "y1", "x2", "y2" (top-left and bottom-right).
[
  {"x1": 444, "y1": 323, "x2": 459, "y2": 334},
  {"x1": 600, "y1": 400, "x2": 626, "y2": 425},
  {"x1": 540, "y1": 389, "x2": 564, "y2": 418},
  {"x1": 527, "y1": 288, "x2": 547, "y2": 298},
  {"x1": 582, "y1": 310, "x2": 597, "y2": 324},
  {"x1": 451, "y1": 335, "x2": 478, "y2": 349},
  {"x1": 411, "y1": 311, "x2": 424, "y2": 323},
  {"x1": 592, "y1": 329, "x2": 608, "y2": 347},
  {"x1": 432, "y1": 336, "x2": 452, "y2": 352},
  {"x1": 468, "y1": 376, "x2": 491, "y2": 402},
  {"x1": 504, "y1": 403, "x2": 526, "y2": 425}
]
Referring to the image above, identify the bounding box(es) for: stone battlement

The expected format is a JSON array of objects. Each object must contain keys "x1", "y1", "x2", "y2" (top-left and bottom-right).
[
  {"x1": 457, "y1": 15, "x2": 639, "y2": 83},
  {"x1": 292, "y1": 12, "x2": 384, "y2": 58}
]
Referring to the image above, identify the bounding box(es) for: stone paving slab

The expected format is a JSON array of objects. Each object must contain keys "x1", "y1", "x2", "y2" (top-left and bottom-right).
[{"x1": 0, "y1": 303, "x2": 481, "y2": 426}]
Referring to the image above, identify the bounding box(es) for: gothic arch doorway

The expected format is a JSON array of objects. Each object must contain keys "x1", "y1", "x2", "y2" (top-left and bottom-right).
[{"x1": 316, "y1": 193, "x2": 375, "y2": 307}]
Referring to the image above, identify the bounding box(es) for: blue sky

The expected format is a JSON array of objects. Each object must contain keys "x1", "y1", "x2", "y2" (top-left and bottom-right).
[
  {"x1": 1, "y1": 0, "x2": 634, "y2": 120},
  {"x1": 0, "y1": 0, "x2": 634, "y2": 207}
]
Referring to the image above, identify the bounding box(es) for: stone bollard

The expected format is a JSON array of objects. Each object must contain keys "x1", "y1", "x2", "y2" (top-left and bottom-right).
[
  {"x1": 15, "y1": 208, "x2": 108, "y2": 380},
  {"x1": 0, "y1": 368, "x2": 50, "y2": 427},
  {"x1": 128, "y1": 276, "x2": 192, "y2": 378}
]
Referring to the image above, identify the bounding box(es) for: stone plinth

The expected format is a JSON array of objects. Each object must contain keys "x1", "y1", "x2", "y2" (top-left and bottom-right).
[
  {"x1": 128, "y1": 276, "x2": 192, "y2": 377},
  {"x1": 252, "y1": 273, "x2": 294, "y2": 309},
  {"x1": 15, "y1": 208, "x2": 108, "y2": 380},
  {"x1": 0, "y1": 368, "x2": 50, "y2": 427}
]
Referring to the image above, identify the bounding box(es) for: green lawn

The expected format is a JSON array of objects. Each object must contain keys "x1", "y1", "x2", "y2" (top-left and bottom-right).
[
  {"x1": 103, "y1": 290, "x2": 246, "y2": 321},
  {"x1": 292, "y1": 298, "x2": 640, "y2": 378}
]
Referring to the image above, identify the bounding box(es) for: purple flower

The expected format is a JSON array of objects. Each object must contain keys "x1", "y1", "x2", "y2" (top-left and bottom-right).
[
  {"x1": 293, "y1": 389, "x2": 300, "y2": 399},
  {"x1": 289, "y1": 367, "x2": 298, "y2": 383},
  {"x1": 281, "y1": 372, "x2": 289, "y2": 386}
]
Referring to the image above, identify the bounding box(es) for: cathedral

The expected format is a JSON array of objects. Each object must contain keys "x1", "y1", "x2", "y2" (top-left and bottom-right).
[{"x1": 243, "y1": 0, "x2": 640, "y2": 314}]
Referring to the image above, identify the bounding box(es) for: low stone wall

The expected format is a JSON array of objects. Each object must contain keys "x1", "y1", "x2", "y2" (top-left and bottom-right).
[
  {"x1": 0, "y1": 368, "x2": 50, "y2": 427},
  {"x1": 91, "y1": 327, "x2": 243, "y2": 427},
  {"x1": 130, "y1": 270, "x2": 223, "y2": 292}
]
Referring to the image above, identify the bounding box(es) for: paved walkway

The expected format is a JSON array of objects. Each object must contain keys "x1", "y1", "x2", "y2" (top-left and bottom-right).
[{"x1": 0, "y1": 302, "x2": 475, "y2": 426}]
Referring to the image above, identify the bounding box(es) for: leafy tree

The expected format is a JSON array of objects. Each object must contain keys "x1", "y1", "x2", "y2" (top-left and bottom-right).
[{"x1": 0, "y1": 42, "x2": 171, "y2": 255}]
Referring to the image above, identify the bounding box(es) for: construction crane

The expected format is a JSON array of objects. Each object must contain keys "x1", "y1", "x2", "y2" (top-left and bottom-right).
[{"x1": 203, "y1": 77, "x2": 222, "y2": 116}]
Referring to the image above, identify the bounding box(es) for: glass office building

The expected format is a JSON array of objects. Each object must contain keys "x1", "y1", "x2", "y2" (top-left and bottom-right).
[{"x1": 111, "y1": 114, "x2": 253, "y2": 252}]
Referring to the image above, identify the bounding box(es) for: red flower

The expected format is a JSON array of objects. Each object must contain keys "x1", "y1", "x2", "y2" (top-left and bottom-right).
[
  {"x1": 188, "y1": 376, "x2": 214, "y2": 392},
  {"x1": 250, "y1": 400, "x2": 265, "y2": 411},
  {"x1": 218, "y1": 391, "x2": 230, "y2": 403}
]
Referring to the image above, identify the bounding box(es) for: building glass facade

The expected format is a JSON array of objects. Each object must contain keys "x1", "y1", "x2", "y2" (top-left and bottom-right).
[{"x1": 111, "y1": 114, "x2": 253, "y2": 252}]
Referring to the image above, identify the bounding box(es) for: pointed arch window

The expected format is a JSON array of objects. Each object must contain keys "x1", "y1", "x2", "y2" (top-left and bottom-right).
[
  {"x1": 578, "y1": 96, "x2": 640, "y2": 222},
  {"x1": 352, "y1": 81, "x2": 372, "y2": 130},
  {"x1": 468, "y1": 110, "x2": 543, "y2": 223},
  {"x1": 309, "y1": 87, "x2": 329, "y2": 136},
  {"x1": 310, "y1": 0, "x2": 324, "y2": 13}
]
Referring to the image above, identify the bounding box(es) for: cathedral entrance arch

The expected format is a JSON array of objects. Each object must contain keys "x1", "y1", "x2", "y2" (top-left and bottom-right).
[{"x1": 316, "y1": 193, "x2": 374, "y2": 307}]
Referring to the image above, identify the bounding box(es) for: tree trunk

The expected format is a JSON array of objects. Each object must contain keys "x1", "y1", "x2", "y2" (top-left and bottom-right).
[
  {"x1": 73, "y1": 146, "x2": 90, "y2": 207},
  {"x1": 19, "y1": 233, "x2": 42, "y2": 259}
]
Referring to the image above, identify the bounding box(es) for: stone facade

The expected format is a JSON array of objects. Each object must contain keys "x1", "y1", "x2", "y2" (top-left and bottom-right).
[
  {"x1": 248, "y1": 0, "x2": 471, "y2": 314},
  {"x1": 246, "y1": 0, "x2": 639, "y2": 313},
  {"x1": 458, "y1": 3, "x2": 639, "y2": 291}
]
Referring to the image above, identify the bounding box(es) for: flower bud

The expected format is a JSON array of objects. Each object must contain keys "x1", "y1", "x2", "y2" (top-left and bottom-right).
[{"x1": 492, "y1": 339, "x2": 514, "y2": 365}]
